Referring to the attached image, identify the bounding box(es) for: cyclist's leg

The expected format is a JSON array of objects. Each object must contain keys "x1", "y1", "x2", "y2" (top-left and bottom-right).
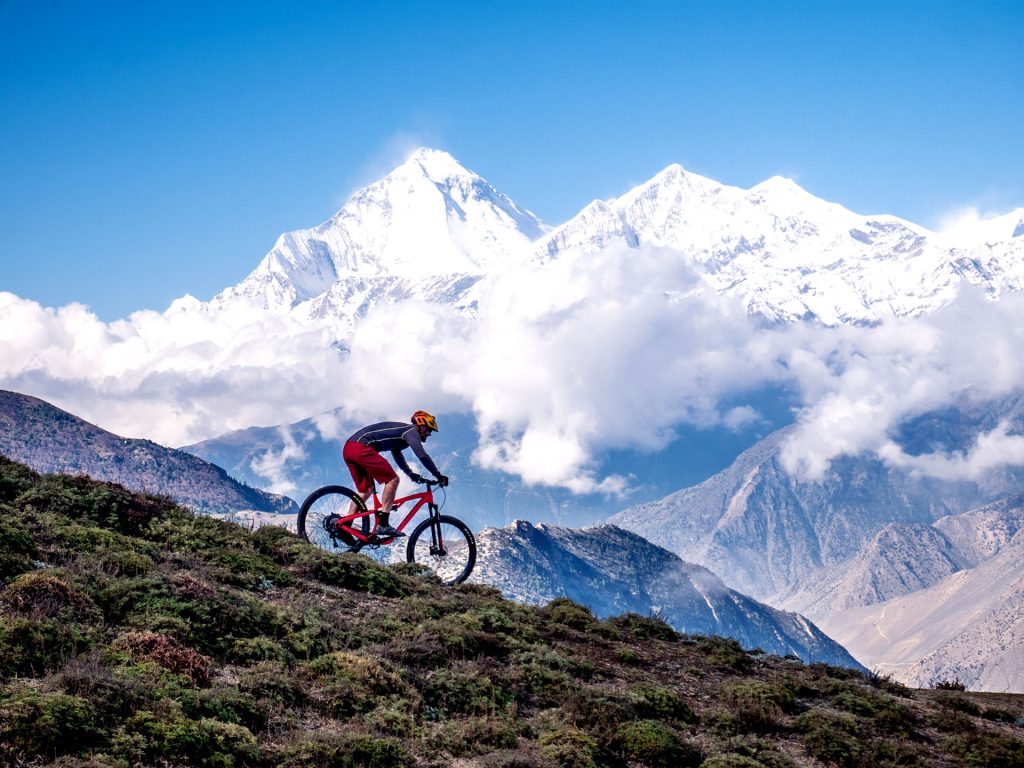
[{"x1": 379, "y1": 476, "x2": 400, "y2": 518}]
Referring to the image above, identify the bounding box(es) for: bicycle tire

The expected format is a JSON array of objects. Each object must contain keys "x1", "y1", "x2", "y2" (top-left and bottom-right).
[
  {"x1": 297, "y1": 485, "x2": 371, "y2": 550},
  {"x1": 406, "y1": 514, "x2": 476, "y2": 585}
]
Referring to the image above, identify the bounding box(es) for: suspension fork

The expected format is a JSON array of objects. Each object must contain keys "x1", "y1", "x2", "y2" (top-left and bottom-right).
[{"x1": 428, "y1": 502, "x2": 446, "y2": 554}]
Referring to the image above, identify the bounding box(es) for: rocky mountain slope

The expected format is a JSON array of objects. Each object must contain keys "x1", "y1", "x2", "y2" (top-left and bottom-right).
[
  {"x1": 3, "y1": 454, "x2": 1023, "y2": 768},
  {"x1": 471, "y1": 521, "x2": 862, "y2": 669},
  {"x1": 608, "y1": 399, "x2": 1024, "y2": 691},
  {"x1": 820, "y1": 520, "x2": 1024, "y2": 692},
  {"x1": 0, "y1": 390, "x2": 295, "y2": 516}
]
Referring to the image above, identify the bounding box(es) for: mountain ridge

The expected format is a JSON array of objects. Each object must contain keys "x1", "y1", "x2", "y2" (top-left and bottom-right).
[{"x1": 0, "y1": 390, "x2": 296, "y2": 517}]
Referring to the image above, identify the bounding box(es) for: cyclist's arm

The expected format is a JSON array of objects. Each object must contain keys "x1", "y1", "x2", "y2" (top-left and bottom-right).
[
  {"x1": 403, "y1": 428, "x2": 444, "y2": 479},
  {"x1": 390, "y1": 448, "x2": 419, "y2": 480}
]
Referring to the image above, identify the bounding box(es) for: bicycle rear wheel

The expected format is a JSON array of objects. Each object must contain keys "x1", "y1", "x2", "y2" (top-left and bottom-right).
[
  {"x1": 297, "y1": 486, "x2": 371, "y2": 550},
  {"x1": 406, "y1": 514, "x2": 476, "y2": 585}
]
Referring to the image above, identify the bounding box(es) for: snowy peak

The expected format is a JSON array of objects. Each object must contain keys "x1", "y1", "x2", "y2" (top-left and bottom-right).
[
  {"x1": 213, "y1": 147, "x2": 547, "y2": 311},
  {"x1": 209, "y1": 149, "x2": 1024, "y2": 326}
]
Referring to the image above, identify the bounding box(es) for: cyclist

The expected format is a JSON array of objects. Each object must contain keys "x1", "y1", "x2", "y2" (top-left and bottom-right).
[{"x1": 343, "y1": 410, "x2": 449, "y2": 538}]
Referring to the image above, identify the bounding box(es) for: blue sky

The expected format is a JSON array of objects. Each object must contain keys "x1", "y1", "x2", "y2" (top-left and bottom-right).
[{"x1": 2, "y1": 0, "x2": 1022, "y2": 320}]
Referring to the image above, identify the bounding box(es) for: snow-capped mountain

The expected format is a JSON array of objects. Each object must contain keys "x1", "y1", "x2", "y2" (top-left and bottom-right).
[
  {"x1": 471, "y1": 520, "x2": 862, "y2": 669},
  {"x1": 212, "y1": 148, "x2": 547, "y2": 320},
  {"x1": 537, "y1": 164, "x2": 1024, "y2": 324},
  {"x1": 203, "y1": 147, "x2": 1024, "y2": 335}
]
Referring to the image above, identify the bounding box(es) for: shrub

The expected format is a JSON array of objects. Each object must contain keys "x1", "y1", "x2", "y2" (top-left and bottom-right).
[
  {"x1": 479, "y1": 749, "x2": 558, "y2": 768},
  {"x1": 795, "y1": 710, "x2": 860, "y2": 766},
  {"x1": 933, "y1": 690, "x2": 981, "y2": 716},
  {"x1": 423, "y1": 666, "x2": 512, "y2": 717},
  {"x1": 543, "y1": 597, "x2": 598, "y2": 632},
  {"x1": 0, "y1": 455, "x2": 38, "y2": 502},
  {"x1": 632, "y1": 684, "x2": 697, "y2": 723},
  {"x1": 0, "y1": 571, "x2": 99, "y2": 622},
  {"x1": 696, "y1": 636, "x2": 751, "y2": 672},
  {"x1": 280, "y1": 733, "x2": 413, "y2": 768},
  {"x1": 230, "y1": 637, "x2": 292, "y2": 665},
  {"x1": 239, "y1": 661, "x2": 304, "y2": 708},
  {"x1": 428, "y1": 716, "x2": 520, "y2": 757},
  {"x1": 18, "y1": 475, "x2": 172, "y2": 536},
  {"x1": 608, "y1": 612, "x2": 678, "y2": 641},
  {"x1": 0, "y1": 688, "x2": 102, "y2": 758},
  {"x1": 183, "y1": 687, "x2": 268, "y2": 733},
  {"x1": 538, "y1": 727, "x2": 601, "y2": 768},
  {"x1": 719, "y1": 736, "x2": 796, "y2": 768},
  {"x1": 305, "y1": 651, "x2": 414, "y2": 717},
  {"x1": 0, "y1": 510, "x2": 37, "y2": 582},
  {"x1": 295, "y1": 548, "x2": 409, "y2": 597},
  {"x1": 943, "y1": 733, "x2": 1024, "y2": 767},
  {"x1": 113, "y1": 631, "x2": 211, "y2": 685},
  {"x1": 700, "y1": 756, "x2": 766, "y2": 768},
  {"x1": 932, "y1": 678, "x2": 967, "y2": 691},
  {"x1": 611, "y1": 720, "x2": 702, "y2": 768},
  {"x1": 59, "y1": 651, "x2": 150, "y2": 724},
  {"x1": 118, "y1": 710, "x2": 263, "y2": 768},
  {"x1": 0, "y1": 615, "x2": 88, "y2": 677},
  {"x1": 722, "y1": 681, "x2": 795, "y2": 730}
]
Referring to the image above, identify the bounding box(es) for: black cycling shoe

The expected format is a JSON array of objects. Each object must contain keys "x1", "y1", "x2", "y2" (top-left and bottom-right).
[{"x1": 374, "y1": 524, "x2": 405, "y2": 539}]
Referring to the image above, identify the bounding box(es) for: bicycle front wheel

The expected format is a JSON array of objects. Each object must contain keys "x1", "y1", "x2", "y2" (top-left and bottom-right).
[
  {"x1": 406, "y1": 514, "x2": 476, "y2": 585},
  {"x1": 297, "y1": 485, "x2": 370, "y2": 550}
]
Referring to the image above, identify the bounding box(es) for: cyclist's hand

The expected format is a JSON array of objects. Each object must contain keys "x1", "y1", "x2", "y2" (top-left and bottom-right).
[
  {"x1": 409, "y1": 473, "x2": 426, "y2": 484},
  {"x1": 436, "y1": 474, "x2": 449, "y2": 487}
]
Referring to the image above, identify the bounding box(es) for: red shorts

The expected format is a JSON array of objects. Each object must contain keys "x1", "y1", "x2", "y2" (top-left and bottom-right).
[{"x1": 343, "y1": 440, "x2": 398, "y2": 494}]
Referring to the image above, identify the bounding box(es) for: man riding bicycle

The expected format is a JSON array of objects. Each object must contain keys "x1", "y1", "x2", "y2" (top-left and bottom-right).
[{"x1": 343, "y1": 410, "x2": 449, "y2": 538}]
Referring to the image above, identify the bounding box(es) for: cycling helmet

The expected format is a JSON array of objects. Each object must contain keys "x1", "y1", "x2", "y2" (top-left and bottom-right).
[{"x1": 411, "y1": 410, "x2": 439, "y2": 433}]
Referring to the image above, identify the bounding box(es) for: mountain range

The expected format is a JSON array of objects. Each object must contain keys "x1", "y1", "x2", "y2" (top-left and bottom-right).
[
  {"x1": 0, "y1": 389, "x2": 860, "y2": 667},
  {"x1": 7, "y1": 147, "x2": 1024, "y2": 691},
  {"x1": 471, "y1": 520, "x2": 862, "y2": 668},
  {"x1": 609, "y1": 396, "x2": 1024, "y2": 691},
  {"x1": 0, "y1": 390, "x2": 296, "y2": 517},
  {"x1": 205, "y1": 147, "x2": 1024, "y2": 332}
]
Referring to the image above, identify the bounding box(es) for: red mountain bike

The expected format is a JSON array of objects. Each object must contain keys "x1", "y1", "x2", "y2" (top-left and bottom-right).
[{"x1": 297, "y1": 480, "x2": 476, "y2": 585}]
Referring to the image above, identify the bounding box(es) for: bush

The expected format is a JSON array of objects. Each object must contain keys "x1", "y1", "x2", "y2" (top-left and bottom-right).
[
  {"x1": 0, "y1": 456, "x2": 38, "y2": 502},
  {"x1": 295, "y1": 548, "x2": 409, "y2": 597},
  {"x1": 430, "y1": 716, "x2": 520, "y2": 757},
  {"x1": 608, "y1": 612, "x2": 678, "y2": 641},
  {"x1": 696, "y1": 636, "x2": 751, "y2": 672},
  {"x1": 722, "y1": 681, "x2": 795, "y2": 730},
  {"x1": 632, "y1": 684, "x2": 697, "y2": 723},
  {"x1": 113, "y1": 631, "x2": 211, "y2": 685},
  {"x1": 118, "y1": 710, "x2": 263, "y2": 768},
  {"x1": 543, "y1": 597, "x2": 598, "y2": 632},
  {"x1": 943, "y1": 733, "x2": 1024, "y2": 767},
  {"x1": 280, "y1": 733, "x2": 413, "y2": 768},
  {"x1": 0, "y1": 688, "x2": 102, "y2": 758},
  {"x1": 0, "y1": 571, "x2": 99, "y2": 622},
  {"x1": 795, "y1": 710, "x2": 860, "y2": 766},
  {"x1": 0, "y1": 615, "x2": 88, "y2": 677},
  {"x1": 305, "y1": 651, "x2": 414, "y2": 718},
  {"x1": 423, "y1": 666, "x2": 512, "y2": 717},
  {"x1": 538, "y1": 727, "x2": 601, "y2": 768},
  {"x1": 0, "y1": 510, "x2": 37, "y2": 582},
  {"x1": 611, "y1": 720, "x2": 702, "y2": 767},
  {"x1": 239, "y1": 661, "x2": 304, "y2": 708}
]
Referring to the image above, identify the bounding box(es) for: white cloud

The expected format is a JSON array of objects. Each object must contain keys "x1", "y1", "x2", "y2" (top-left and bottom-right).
[
  {"x1": 250, "y1": 425, "x2": 309, "y2": 495},
  {"x1": 778, "y1": 288, "x2": 1024, "y2": 481},
  {"x1": 4, "y1": 240, "x2": 1024, "y2": 494}
]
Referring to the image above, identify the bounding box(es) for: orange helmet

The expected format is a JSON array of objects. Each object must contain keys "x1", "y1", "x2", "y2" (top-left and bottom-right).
[{"x1": 411, "y1": 410, "x2": 438, "y2": 432}]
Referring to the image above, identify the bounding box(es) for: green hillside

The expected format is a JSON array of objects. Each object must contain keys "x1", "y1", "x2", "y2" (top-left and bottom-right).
[{"x1": 1, "y1": 455, "x2": 1022, "y2": 768}]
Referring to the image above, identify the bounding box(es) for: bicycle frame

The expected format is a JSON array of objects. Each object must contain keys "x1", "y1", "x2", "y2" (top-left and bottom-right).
[{"x1": 335, "y1": 484, "x2": 438, "y2": 548}]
